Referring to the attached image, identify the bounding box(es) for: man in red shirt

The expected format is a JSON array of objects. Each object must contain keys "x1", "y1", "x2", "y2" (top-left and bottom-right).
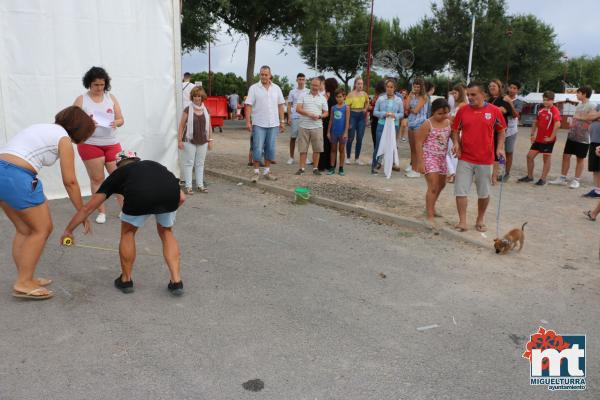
[
  {"x1": 518, "y1": 91, "x2": 561, "y2": 185},
  {"x1": 451, "y1": 82, "x2": 507, "y2": 232}
]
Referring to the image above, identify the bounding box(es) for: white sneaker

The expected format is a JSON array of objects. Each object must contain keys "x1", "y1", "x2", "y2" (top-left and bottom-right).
[
  {"x1": 548, "y1": 176, "x2": 567, "y2": 185},
  {"x1": 569, "y1": 179, "x2": 580, "y2": 189},
  {"x1": 404, "y1": 164, "x2": 413, "y2": 173},
  {"x1": 306, "y1": 159, "x2": 312, "y2": 165},
  {"x1": 95, "y1": 213, "x2": 106, "y2": 224},
  {"x1": 356, "y1": 159, "x2": 365, "y2": 166},
  {"x1": 286, "y1": 158, "x2": 295, "y2": 165},
  {"x1": 406, "y1": 170, "x2": 421, "y2": 178},
  {"x1": 345, "y1": 159, "x2": 353, "y2": 165}
]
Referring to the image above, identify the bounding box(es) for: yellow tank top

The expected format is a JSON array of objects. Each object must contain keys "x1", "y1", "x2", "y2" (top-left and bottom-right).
[{"x1": 345, "y1": 92, "x2": 368, "y2": 110}]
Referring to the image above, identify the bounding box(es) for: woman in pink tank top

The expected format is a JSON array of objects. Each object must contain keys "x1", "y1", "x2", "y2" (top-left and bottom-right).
[{"x1": 415, "y1": 98, "x2": 452, "y2": 229}]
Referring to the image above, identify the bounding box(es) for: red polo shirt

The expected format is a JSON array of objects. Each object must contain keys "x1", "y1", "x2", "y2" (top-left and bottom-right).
[
  {"x1": 535, "y1": 106, "x2": 561, "y2": 144},
  {"x1": 451, "y1": 103, "x2": 506, "y2": 165}
]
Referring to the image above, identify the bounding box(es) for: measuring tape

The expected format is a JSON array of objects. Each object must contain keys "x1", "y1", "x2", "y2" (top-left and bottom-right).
[{"x1": 62, "y1": 236, "x2": 159, "y2": 256}]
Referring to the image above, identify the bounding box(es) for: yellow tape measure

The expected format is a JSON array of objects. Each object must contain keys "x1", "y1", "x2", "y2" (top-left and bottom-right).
[{"x1": 62, "y1": 237, "x2": 73, "y2": 247}]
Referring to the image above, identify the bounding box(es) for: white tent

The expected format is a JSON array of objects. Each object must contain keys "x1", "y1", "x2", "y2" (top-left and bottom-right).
[
  {"x1": 0, "y1": 0, "x2": 183, "y2": 199},
  {"x1": 521, "y1": 92, "x2": 600, "y2": 104}
]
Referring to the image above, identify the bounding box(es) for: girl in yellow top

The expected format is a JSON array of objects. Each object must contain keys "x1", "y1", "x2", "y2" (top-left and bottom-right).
[{"x1": 344, "y1": 77, "x2": 370, "y2": 164}]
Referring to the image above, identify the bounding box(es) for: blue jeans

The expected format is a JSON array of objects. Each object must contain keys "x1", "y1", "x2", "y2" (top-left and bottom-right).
[
  {"x1": 252, "y1": 125, "x2": 279, "y2": 162},
  {"x1": 346, "y1": 111, "x2": 366, "y2": 159}
]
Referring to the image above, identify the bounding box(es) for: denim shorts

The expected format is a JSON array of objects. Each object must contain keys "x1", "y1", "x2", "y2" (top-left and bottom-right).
[
  {"x1": 120, "y1": 211, "x2": 177, "y2": 228},
  {"x1": 252, "y1": 125, "x2": 279, "y2": 162},
  {"x1": 0, "y1": 160, "x2": 45, "y2": 210},
  {"x1": 290, "y1": 119, "x2": 300, "y2": 139}
]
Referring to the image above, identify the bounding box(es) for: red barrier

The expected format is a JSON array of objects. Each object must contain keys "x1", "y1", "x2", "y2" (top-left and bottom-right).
[{"x1": 205, "y1": 96, "x2": 228, "y2": 131}]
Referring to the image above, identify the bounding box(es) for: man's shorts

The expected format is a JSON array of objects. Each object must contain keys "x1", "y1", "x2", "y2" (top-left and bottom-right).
[
  {"x1": 563, "y1": 139, "x2": 589, "y2": 159},
  {"x1": 504, "y1": 134, "x2": 518, "y2": 153},
  {"x1": 0, "y1": 160, "x2": 45, "y2": 210},
  {"x1": 290, "y1": 119, "x2": 300, "y2": 139},
  {"x1": 298, "y1": 127, "x2": 324, "y2": 153},
  {"x1": 120, "y1": 211, "x2": 177, "y2": 228},
  {"x1": 251, "y1": 125, "x2": 278, "y2": 162},
  {"x1": 454, "y1": 160, "x2": 492, "y2": 199},
  {"x1": 530, "y1": 141, "x2": 555, "y2": 154},
  {"x1": 77, "y1": 142, "x2": 122, "y2": 162},
  {"x1": 588, "y1": 142, "x2": 600, "y2": 172}
]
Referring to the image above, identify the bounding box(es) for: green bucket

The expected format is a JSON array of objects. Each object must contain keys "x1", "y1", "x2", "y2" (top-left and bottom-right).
[{"x1": 294, "y1": 187, "x2": 310, "y2": 204}]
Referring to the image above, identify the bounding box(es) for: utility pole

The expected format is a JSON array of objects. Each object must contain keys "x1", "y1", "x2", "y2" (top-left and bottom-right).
[
  {"x1": 208, "y1": 29, "x2": 212, "y2": 96},
  {"x1": 467, "y1": 13, "x2": 475, "y2": 84},
  {"x1": 315, "y1": 30, "x2": 318, "y2": 72},
  {"x1": 365, "y1": 0, "x2": 375, "y2": 93},
  {"x1": 505, "y1": 26, "x2": 513, "y2": 83}
]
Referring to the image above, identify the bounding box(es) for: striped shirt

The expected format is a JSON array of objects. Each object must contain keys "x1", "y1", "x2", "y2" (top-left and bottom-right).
[{"x1": 298, "y1": 92, "x2": 328, "y2": 129}]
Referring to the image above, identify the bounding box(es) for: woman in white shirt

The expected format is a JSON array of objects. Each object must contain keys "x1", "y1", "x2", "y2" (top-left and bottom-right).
[
  {"x1": 73, "y1": 67, "x2": 125, "y2": 224},
  {"x1": 0, "y1": 106, "x2": 95, "y2": 300}
]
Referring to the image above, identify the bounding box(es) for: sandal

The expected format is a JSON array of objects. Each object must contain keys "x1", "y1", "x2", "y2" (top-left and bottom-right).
[
  {"x1": 13, "y1": 287, "x2": 54, "y2": 300},
  {"x1": 475, "y1": 224, "x2": 488, "y2": 232},
  {"x1": 454, "y1": 225, "x2": 467, "y2": 232},
  {"x1": 583, "y1": 210, "x2": 597, "y2": 221},
  {"x1": 196, "y1": 186, "x2": 208, "y2": 193}
]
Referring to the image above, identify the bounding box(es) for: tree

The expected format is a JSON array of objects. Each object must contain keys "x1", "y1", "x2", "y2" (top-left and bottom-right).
[
  {"x1": 298, "y1": 7, "x2": 384, "y2": 90},
  {"x1": 180, "y1": 0, "x2": 220, "y2": 53}
]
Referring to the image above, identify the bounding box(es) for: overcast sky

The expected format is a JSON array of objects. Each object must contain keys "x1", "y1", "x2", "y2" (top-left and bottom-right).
[{"x1": 182, "y1": 0, "x2": 599, "y2": 81}]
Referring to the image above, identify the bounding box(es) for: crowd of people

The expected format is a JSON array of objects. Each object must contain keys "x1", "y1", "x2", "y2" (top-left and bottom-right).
[{"x1": 2, "y1": 63, "x2": 600, "y2": 300}]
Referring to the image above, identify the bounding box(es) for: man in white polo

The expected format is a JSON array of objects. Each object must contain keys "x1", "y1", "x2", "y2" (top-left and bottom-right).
[
  {"x1": 286, "y1": 73, "x2": 308, "y2": 164},
  {"x1": 245, "y1": 65, "x2": 286, "y2": 182},
  {"x1": 295, "y1": 78, "x2": 329, "y2": 175}
]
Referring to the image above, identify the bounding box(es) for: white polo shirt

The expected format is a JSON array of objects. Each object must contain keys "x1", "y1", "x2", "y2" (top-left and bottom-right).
[
  {"x1": 298, "y1": 92, "x2": 328, "y2": 129},
  {"x1": 245, "y1": 81, "x2": 285, "y2": 128}
]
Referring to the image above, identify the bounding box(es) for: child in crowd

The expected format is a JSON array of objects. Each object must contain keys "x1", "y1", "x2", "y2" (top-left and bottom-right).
[
  {"x1": 518, "y1": 91, "x2": 561, "y2": 185},
  {"x1": 549, "y1": 85, "x2": 594, "y2": 188},
  {"x1": 414, "y1": 98, "x2": 451, "y2": 228},
  {"x1": 327, "y1": 88, "x2": 350, "y2": 175}
]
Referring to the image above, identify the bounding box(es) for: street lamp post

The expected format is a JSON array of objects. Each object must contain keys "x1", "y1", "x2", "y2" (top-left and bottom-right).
[{"x1": 562, "y1": 55, "x2": 569, "y2": 92}]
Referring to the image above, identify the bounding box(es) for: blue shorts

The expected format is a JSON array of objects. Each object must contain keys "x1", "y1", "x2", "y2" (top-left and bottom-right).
[
  {"x1": 330, "y1": 131, "x2": 347, "y2": 145},
  {"x1": 0, "y1": 160, "x2": 45, "y2": 210},
  {"x1": 251, "y1": 125, "x2": 279, "y2": 162},
  {"x1": 120, "y1": 211, "x2": 177, "y2": 228}
]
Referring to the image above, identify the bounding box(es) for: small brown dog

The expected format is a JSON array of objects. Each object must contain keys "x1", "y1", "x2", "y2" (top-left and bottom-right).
[{"x1": 494, "y1": 222, "x2": 527, "y2": 254}]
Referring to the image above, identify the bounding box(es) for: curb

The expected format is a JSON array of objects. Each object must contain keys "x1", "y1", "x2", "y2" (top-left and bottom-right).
[{"x1": 206, "y1": 169, "x2": 489, "y2": 250}]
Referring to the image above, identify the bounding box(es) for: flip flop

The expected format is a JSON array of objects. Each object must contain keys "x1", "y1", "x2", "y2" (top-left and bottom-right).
[
  {"x1": 475, "y1": 224, "x2": 488, "y2": 232},
  {"x1": 454, "y1": 225, "x2": 467, "y2": 232},
  {"x1": 12, "y1": 287, "x2": 54, "y2": 300},
  {"x1": 35, "y1": 278, "x2": 53, "y2": 286},
  {"x1": 583, "y1": 210, "x2": 596, "y2": 221}
]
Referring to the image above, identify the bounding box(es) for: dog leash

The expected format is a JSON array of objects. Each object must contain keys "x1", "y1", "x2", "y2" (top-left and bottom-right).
[{"x1": 496, "y1": 157, "x2": 506, "y2": 238}]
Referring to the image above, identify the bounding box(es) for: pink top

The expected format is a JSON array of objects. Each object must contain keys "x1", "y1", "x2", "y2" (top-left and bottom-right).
[{"x1": 423, "y1": 120, "x2": 451, "y2": 156}]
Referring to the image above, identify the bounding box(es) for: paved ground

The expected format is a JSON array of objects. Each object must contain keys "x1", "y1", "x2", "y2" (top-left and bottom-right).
[
  {"x1": 0, "y1": 177, "x2": 598, "y2": 399},
  {"x1": 208, "y1": 120, "x2": 600, "y2": 269}
]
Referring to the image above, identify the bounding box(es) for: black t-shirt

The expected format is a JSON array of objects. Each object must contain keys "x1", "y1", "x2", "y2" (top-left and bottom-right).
[
  {"x1": 489, "y1": 96, "x2": 514, "y2": 121},
  {"x1": 97, "y1": 160, "x2": 180, "y2": 216}
]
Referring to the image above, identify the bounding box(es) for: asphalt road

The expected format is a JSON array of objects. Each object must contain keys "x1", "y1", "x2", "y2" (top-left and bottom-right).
[{"x1": 0, "y1": 178, "x2": 597, "y2": 399}]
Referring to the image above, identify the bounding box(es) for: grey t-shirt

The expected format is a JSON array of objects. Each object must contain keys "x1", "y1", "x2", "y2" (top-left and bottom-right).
[{"x1": 589, "y1": 104, "x2": 600, "y2": 143}]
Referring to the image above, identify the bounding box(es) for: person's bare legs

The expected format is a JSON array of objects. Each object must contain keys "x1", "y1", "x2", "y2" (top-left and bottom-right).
[
  {"x1": 425, "y1": 173, "x2": 440, "y2": 223},
  {"x1": 289, "y1": 138, "x2": 296, "y2": 160},
  {"x1": 312, "y1": 151, "x2": 320, "y2": 168},
  {"x1": 299, "y1": 152, "x2": 308, "y2": 170},
  {"x1": 329, "y1": 144, "x2": 337, "y2": 169},
  {"x1": 84, "y1": 157, "x2": 108, "y2": 215},
  {"x1": 475, "y1": 197, "x2": 490, "y2": 229},
  {"x1": 408, "y1": 130, "x2": 416, "y2": 167},
  {"x1": 575, "y1": 157, "x2": 585, "y2": 179},
  {"x1": 526, "y1": 151, "x2": 538, "y2": 178},
  {"x1": 156, "y1": 224, "x2": 181, "y2": 283},
  {"x1": 492, "y1": 162, "x2": 499, "y2": 185},
  {"x1": 1, "y1": 201, "x2": 53, "y2": 296},
  {"x1": 541, "y1": 154, "x2": 552, "y2": 180},
  {"x1": 590, "y1": 200, "x2": 600, "y2": 219},
  {"x1": 339, "y1": 143, "x2": 346, "y2": 166},
  {"x1": 560, "y1": 154, "x2": 571, "y2": 176},
  {"x1": 456, "y1": 196, "x2": 468, "y2": 231},
  {"x1": 119, "y1": 222, "x2": 138, "y2": 282}
]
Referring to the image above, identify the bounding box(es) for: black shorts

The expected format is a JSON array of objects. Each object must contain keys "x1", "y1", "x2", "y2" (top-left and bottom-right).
[
  {"x1": 530, "y1": 142, "x2": 555, "y2": 154},
  {"x1": 563, "y1": 139, "x2": 589, "y2": 159},
  {"x1": 588, "y1": 142, "x2": 600, "y2": 171}
]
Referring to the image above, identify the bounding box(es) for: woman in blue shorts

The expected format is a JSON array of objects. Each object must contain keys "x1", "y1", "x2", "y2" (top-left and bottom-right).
[{"x1": 0, "y1": 106, "x2": 95, "y2": 299}]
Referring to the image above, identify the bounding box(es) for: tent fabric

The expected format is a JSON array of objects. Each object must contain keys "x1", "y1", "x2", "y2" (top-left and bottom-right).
[
  {"x1": 521, "y1": 92, "x2": 600, "y2": 104},
  {"x1": 0, "y1": 0, "x2": 182, "y2": 199}
]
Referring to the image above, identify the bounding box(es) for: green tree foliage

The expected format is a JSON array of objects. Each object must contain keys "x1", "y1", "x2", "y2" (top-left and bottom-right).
[
  {"x1": 298, "y1": 7, "x2": 386, "y2": 90},
  {"x1": 189, "y1": 71, "x2": 292, "y2": 97},
  {"x1": 180, "y1": 0, "x2": 220, "y2": 53},
  {"x1": 540, "y1": 56, "x2": 600, "y2": 93}
]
